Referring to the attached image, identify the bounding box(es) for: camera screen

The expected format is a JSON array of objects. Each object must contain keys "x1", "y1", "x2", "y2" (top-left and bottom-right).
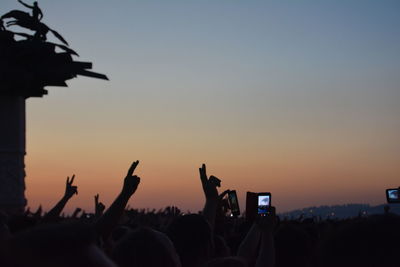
[
  {"x1": 230, "y1": 195, "x2": 238, "y2": 209},
  {"x1": 387, "y1": 189, "x2": 399, "y2": 200},
  {"x1": 258, "y1": 195, "x2": 270, "y2": 215},
  {"x1": 228, "y1": 191, "x2": 240, "y2": 215}
]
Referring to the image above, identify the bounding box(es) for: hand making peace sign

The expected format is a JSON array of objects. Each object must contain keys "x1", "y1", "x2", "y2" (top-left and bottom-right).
[{"x1": 64, "y1": 175, "x2": 78, "y2": 199}]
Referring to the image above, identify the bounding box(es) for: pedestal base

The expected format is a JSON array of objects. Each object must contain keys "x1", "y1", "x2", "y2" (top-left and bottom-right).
[
  {"x1": 0, "y1": 152, "x2": 26, "y2": 213},
  {"x1": 0, "y1": 96, "x2": 26, "y2": 214}
]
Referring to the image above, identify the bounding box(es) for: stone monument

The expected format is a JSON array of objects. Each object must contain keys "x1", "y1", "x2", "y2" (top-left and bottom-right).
[{"x1": 0, "y1": 1, "x2": 108, "y2": 213}]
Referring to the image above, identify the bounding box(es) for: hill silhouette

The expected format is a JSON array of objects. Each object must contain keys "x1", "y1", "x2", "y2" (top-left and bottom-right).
[{"x1": 280, "y1": 203, "x2": 400, "y2": 219}]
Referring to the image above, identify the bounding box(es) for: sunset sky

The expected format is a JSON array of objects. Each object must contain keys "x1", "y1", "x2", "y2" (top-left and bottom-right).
[{"x1": 2, "y1": 0, "x2": 399, "y2": 213}]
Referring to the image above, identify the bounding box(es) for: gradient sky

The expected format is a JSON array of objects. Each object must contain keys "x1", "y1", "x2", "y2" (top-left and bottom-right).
[{"x1": 2, "y1": 0, "x2": 399, "y2": 213}]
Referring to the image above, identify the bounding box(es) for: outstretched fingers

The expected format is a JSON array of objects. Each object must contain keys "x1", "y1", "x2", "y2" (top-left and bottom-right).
[
  {"x1": 64, "y1": 174, "x2": 78, "y2": 198},
  {"x1": 66, "y1": 174, "x2": 75, "y2": 185},
  {"x1": 127, "y1": 160, "x2": 139, "y2": 177},
  {"x1": 199, "y1": 163, "x2": 208, "y2": 187}
]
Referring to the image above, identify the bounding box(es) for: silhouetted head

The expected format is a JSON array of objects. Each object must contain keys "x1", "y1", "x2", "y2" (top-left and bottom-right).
[
  {"x1": 0, "y1": 223, "x2": 116, "y2": 267},
  {"x1": 167, "y1": 214, "x2": 214, "y2": 267},
  {"x1": 34, "y1": 1, "x2": 38, "y2": 6},
  {"x1": 7, "y1": 214, "x2": 38, "y2": 234},
  {"x1": 111, "y1": 225, "x2": 132, "y2": 243},
  {"x1": 113, "y1": 227, "x2": 181, "y2": 267}
]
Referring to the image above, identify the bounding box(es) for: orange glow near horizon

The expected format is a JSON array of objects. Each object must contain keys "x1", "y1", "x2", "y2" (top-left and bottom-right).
[{"x1": 25, "y1": 120, "x2": 399, "y2": 214}]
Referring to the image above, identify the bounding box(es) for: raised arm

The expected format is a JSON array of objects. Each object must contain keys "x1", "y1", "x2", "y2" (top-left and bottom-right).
[
  {"x1": 71, "y1": 207, "x2": 82, "y2": 219},
  {"x1": 255, "y1": 207, "x2": 277, "y2": 267},
  {"x1": 18, "y1": 0, "x2": 33, "y2": 9},
  {"x1": 94, "y1": 194, "x2": 106, "y2": 218},
  {"x1": 38, "y1": 8, "x2": 43, "y2": 20},
  {"x1": 43, "y1": 175, "x2": 78, "y2": 221},
  {"x1": 237, "y1": 207, "x2": 277, "y2": 267},
  {"x1": 199, "y1": 164, "x2": 220, "y2": 230},
  {"x1": 94, "y1": 161, "x2": 140, "y2": 240},
  {"x1": 237, "y1": 223, "x2": 262, "y2": 265}
]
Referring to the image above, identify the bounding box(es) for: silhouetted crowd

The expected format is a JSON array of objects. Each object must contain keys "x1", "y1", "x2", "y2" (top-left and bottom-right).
[{"x1": 0, "y1": 161, "x2": 399, "y2": 267}]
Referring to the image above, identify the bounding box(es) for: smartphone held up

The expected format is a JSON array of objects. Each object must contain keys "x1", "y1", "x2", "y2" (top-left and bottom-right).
[
  {"x1": 227, "y1": 190, "x2": 240, "y2": 217},
  {"x1": 257, "y1": 192, "x2": 272, "y2": 216},
  {"x1": 386, "y1": 188, "x2": 400, "y2": 203},
  {"x1": 246, "y1": 191, "x2": 272, "y2": 222}
]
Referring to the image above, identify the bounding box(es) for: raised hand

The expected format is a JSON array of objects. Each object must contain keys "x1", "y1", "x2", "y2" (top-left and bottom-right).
[
  {"x1": 43, "y1": 176, "x2": 77, "y2": 221},
  {"x1": 199, "y1": 164, "x2": 219, "y2": 201},
  {"x1": 219, "y1": 189, "x2": 230, "y2": 201},
  {"x1": 72, "y1": 207, "x2": 82, "y2": 218},
  {"x1": 95, "y1": 160, "x2": 141, "y2": 240},
  {"x1": 122, "y1": 161, "x2": 141, "y2": 196},
  {"x1": 199, "y1": 163, "x2": 223, "y2": 230},
  {"x1": 94, "y1": 194, "x2": 106, "y2": 216},
  {"x1": 64, "y1": 175, "x2": 78, "y2": 199}
]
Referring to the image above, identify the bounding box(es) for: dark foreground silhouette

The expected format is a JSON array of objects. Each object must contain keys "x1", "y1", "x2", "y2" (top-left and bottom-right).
[{"x1": 0, "y1": 161, "x2": 399, "y2": 267}]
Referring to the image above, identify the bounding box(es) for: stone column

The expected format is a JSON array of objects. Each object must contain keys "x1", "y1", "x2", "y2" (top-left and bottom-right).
[{"x1": 0, "y1": 96, "x2": 26, "y2": 214}]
